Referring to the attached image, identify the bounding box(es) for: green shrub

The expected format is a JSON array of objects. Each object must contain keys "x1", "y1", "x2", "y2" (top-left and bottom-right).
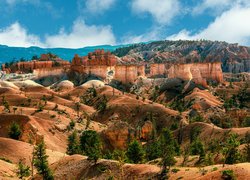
[
  {"x1": 221, "y1": 170, "x2": 236, "y2": 180},
  {"x1": 171, "y1": 168, "x2": 180, "y2": 173},
  {"x1": 8, "y1": 122, "x2": 22, "y2": 140},
  {"x1": 0, "y1": 157, "x2": 12, "y2": 163}
]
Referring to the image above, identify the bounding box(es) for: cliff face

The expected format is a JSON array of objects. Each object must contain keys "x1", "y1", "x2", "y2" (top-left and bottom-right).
[
  {"x1": 114, "y1": 65, "x2": 145, "y2": 84},
  {"x1": 33, "y1": 67, "x2": 67, "y2": 79},
  {"x1": 150, "y1": 63, "x2": 166, "y2": 77},
  {"x1": 113, "y1": 40, "x2": 250, "y2": 73},
  {"x1": 72, "y1": 49, "x2": 117, "y2": 66},
  {"x1": 71, "y1": 49, "x2": 145, "y2": 84},
  {"x1": 168, "y1": 62, "x2": 223, "y2": 86},
  {"x1": 2, "y1": 60, "x2": 70, "y2": 74},
  {"x1": 71, "y1": 65, "x2": 110, "y2": 80}
]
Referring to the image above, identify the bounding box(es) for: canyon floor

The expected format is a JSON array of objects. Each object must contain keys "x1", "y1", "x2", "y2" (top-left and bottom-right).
[{"x1": 0, "y1": 74, "x2": 249, "y2": 180}]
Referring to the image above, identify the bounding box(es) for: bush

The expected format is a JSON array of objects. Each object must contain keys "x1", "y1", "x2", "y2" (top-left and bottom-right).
[
  {"x1": 67, "y1": 131, "x2": 80, "y2": 155},
  {"x1": 8, "y1": 122, "x2": 22, "y2": 140},
  {"x1": 190, "y1": 139, "x2": 205, "y2": 163},
  {"x1": 16, "y1": 161, "x2": 30, "y2": 179},
  {"x1": 80, "y1": 130, "x2": 101, "y2": 163},
  {"x1": 243, "y1": 117, "x2": 250, "y2": 127},
  {"x1": 171, "y1": 168, "x2": 180, "y2": 173},
  {"x1": 190, "y1": 114, "x2": 204, "y2": 123},
  {"x1": 221, "y1": 170, "x2": 236, "y2": 180},
  {"x1": 33, "y1": 139, "x2": 54, "y2": 180},
  {"x1": 126, "y1": 140, "x2": 145, "y2": 164},
  {"x1": 0, "y1": 157, "x2": 12, "y2": 163},
  {"x1": 189, "y1": 126, "x2": 201, "y2": 143}
]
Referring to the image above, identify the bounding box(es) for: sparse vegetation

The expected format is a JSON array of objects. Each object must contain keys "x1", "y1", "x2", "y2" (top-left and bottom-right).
[
  {"x1": 8, "y1": 122, "x2": 22, "y2": 140},
  {"x1": 67, "y1": 131, "x2": 80, "y2": 155},
  {"x1": 16, "y1": 160, "x2": 30, "y2": 179},
  {"x1": 126, "y1": 140, "x2": 145, "y2": 164},
  {"x1": 33, "y1": 139, "x2": 54, "y2": 180},
  {"x1": 80, "y1": 130, "x2": 101, "y2": 163},
  {"x1": 221, "y1": 170, "x2": 236, "y2": 180}
]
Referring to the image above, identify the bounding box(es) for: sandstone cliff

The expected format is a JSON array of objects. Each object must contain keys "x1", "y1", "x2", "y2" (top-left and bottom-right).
[
  {"x1": 113, "y1": 40, "x2": 250, "y2": 73},
  {"x1": 114, "y1": 65, "x2": 145, "y2": 84},
  {"x1": 168, "y1": 62, "x2": 223, "y2": 86}
]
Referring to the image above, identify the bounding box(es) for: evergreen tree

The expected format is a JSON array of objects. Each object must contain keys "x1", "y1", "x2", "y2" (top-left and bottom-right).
[
  {"x1": 67, "y1": 131, "x2": 80, "y2": 155},
  {"x1": 145, "y1": 140, "x2": 161, "y2": 161},
  {"x1": 80, "y1": 130, "x2": 101, "y2": 163},
  {"x1": 16, "y1": 160, "x2": 30, "y2": 179},
  {"x1": 126, "y1": 140, "x2": 145, "y2": 163},
  {"x1": 33, "y1": 139, "x2": 54, "y2": 180},
  {"x1": 8, "y1": 122, "x2": 22, "y2": 140},
  {"x1": 190, "y1": 139, "x2": 205, "y2": 163},
  {"x1": 243, "y1": 132, "x2": 250, "y2": 162},
  {"x1": 223, "y1": 133, "x2": 241, "y2": 165},
  {"x1": 159, "y1": 128, "x2": 177, "y2": 177}
]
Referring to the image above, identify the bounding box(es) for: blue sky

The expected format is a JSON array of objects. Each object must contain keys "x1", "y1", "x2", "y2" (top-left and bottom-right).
[{"x1": 0, "y1": 0, "x2": 250, "y2": 48}]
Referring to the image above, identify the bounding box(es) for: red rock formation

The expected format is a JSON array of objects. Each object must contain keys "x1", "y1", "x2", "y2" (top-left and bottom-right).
[
  {"x1": 72, "y1": 49, "x2": 117, "y2": 66},
  {"x1": 114, "y1": 65, "x2": 145, "y2": 84},
  {"x1": 150, "y1": 63, "x2": 166, "y2": 77},
  {"x1": 71, "y1": 49, "x2": 145, "y2": 84},
  {"x1": 3, "y1": 59, "x2": 70, "y2": 74},
  {"x1": 168, "y1": 62, "x2": 223, "y2": 86}
]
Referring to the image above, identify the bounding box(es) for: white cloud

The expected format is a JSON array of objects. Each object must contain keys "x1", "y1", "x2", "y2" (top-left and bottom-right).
[
  {"x1": 192, "y1": 0, "x2": 250, "y2": 15},
  {"x1": 4, "y1": 0, "x2": 41, "y2": 6},
  {"x1": 45, "y1": 20, "x2": 116, "y2": 48},
  {"x1": 167, "y1": 6, "x2": 250, "y2": 45},
  {"x1": 122, "y1": 28, "x2": 162, "y2": 44},
  {"x1": 77, "y1": 0, "x2": 116, "y2": 14},
  {"x1": 131, "y1": 0, "x2": 180, "y2": 25},
  {"x1": 0, "y1": 22, "x2": 44, "y2": 47},
  {"x1": 0, "y1": 20, "x2": 116, "y2": 48}
]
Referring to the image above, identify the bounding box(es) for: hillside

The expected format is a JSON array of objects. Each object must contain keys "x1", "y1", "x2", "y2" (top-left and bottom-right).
[{"x1": 113, "y1": 40, "x2": 250, "y2": 73}]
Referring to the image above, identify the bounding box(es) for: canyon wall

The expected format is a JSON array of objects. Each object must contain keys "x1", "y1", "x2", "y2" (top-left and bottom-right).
[
  {"x1": 114, "y1": 65, "x2": 145, "y2": 84},
  {"x1": 33, "y1": 67, "x2": 67, "y2": 79},
  {"x1": 150, "y1": 63, "x2": 166, "y2": 77},
  {"x1": 71, "y1": 65, "x2": 110, "y2": 79},
  {"x1": 168, "y1": 62, "x2": 223, "y2": 86},
  {"x1": 72, "y1": 49, "x2": 117, "y2": 67},
  {"x1": 2, "y1": 60, "x2": 70, "y2": 73}
]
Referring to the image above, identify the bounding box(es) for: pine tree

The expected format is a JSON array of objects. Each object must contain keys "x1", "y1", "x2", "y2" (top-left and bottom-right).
[
  {"x1": 80, "y1": 130, "x2": 101, "y2": 163},
  {"x1": 190, "y1": 139, "x2": 205, "y2": 163},
  {"x1": 223, "y1": 133, "x2": 241, "y2": 165},
  {"x1": 8, "y1": 122, "x2": 22, "y2": 140},
  {"x1": 126, "y1": 140, "x2": 145, "y2": 163},
  {"x1": 16, "y1": 160, "x2": 30, "y2": 179},
  {"x1": 33, "y1": 139, "x2": 54, "y2": 180},
  {"x1": 145, "y1": 140, "x2": 161, "y2": 161},
  {"x1": 159, "y1": 128, "x2": 177, "y2": 177},
  {"x1": 67, "y1": 131, "x2": 80, "y2": 155}
]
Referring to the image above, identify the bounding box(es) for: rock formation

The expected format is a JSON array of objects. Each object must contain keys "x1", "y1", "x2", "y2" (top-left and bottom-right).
[
  {"x1": 71, "y1": 49, "x2": 145, "y2": 83},
  {"x1": 150, "y1": 63, "x2": 166, "y2": 77},
  {"x1": 2, "y1": 53, "x2": 70, "y2": 74},
  {"x1": 167, "y1": 62, "x2": 223, "y2": 86},
  {"x1": 114, "y1": 65, "x2": 145, "y2": 84}
]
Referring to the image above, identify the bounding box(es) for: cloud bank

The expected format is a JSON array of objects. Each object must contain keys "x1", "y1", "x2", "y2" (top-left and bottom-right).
[
  {"x1": 167, "y1": 6, "x2": 250, "y2": 45},
  {"x1": 131, "y1": 0, "x2": 180, "y2": 25},
  {"x1": 0, "y1": 20, "x2": 116, "y2": 48}
]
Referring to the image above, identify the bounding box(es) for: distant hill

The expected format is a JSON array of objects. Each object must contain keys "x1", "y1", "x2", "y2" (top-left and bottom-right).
[
  {"x1": 113, "y1": 40, "x2": 250, "y2": 73},
  {"x1": 0, "y1": 44, "x2": 125, "y2": 63}
]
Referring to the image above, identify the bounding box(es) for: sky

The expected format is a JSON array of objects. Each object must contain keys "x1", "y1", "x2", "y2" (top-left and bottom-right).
[{"x1": 0, "y1": 0, "x2": 250, "y2": 48}]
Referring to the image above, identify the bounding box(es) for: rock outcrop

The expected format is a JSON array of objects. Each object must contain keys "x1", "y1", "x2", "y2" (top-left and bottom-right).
[
  {"x1": 114, "y1": 65, "x2": 145, "y2": 83},
  {"x1": 71, "y1": 49, "x2": 145, "y2": 84},
  {"x1": 150, "y1": 63, "x2": 166, "y2": 77},
  {"x1": 2, "y1": 53, "x2": 70, "y2": 74},
  {"x1": 168, "y1": 62, "x2": 223, "y2": 86},
  {"x1": 113, "y1": 40, "x2": 250, "y2": 73}
]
